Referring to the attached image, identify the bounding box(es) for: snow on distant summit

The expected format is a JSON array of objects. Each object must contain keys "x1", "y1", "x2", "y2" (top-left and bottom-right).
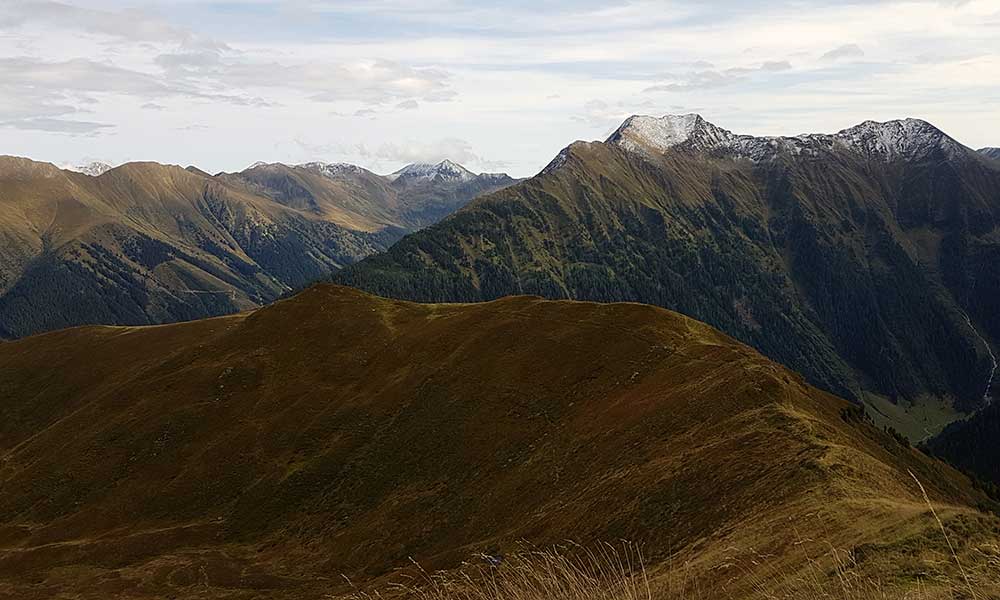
[
  {"x1": 608, "y1": 114, "x2": 968, "y2": 162},
  {"x1": 63, "y1": 161, "x2": 114, "y2": 176},
  {"x1": 979, "y1": 147, "x2": 1000, "y2": 160},
  {"x1": 388, "y1": 160, "x2": 476, "y2": 183},
  {"x1": 244, "y1": 161, "x2": 366, "y2": 177},
  {"x1": 297, "y1": 161, "x2": 366, "y2": 178}
]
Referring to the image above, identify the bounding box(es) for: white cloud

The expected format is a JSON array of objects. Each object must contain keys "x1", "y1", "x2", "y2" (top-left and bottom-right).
[
  {"x1": 362, "y1": 137, "x2": 482, "y2": 166},
  {"x1": 0, "y1": 0, "x2": 997, "y2": 175},
  {"x1": 821, "y1": 44, "x2": 865, "y2": 61}
]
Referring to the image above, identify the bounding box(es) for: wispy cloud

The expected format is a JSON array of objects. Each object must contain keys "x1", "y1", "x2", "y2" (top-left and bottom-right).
[
  {"x1": 821, "y1": 43, "x2": 865, "y2": 61},
  {"x1": 2, "y1": 117, "x2": 113, "y2": 135},
  {"x1": 644, "y1": 61, "x2": 793, "y2": 92},
  {"x1": 1, "y1": 0, "x2": 998, "y2": 175}
]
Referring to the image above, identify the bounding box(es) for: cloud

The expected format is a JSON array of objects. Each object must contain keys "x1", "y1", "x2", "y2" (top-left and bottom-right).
[
  {"x1": 356, "y1": 137, "x2": 495, "y2": 169},
  {"x1": 156, "y1": 52, "x2": 454, "y2": 105},
  {"x1": 2, "y1": 0, "x2": 999, "y2": 176},
  {"x1": 761, "y1": 60, "x2": 793, "y2": 71},
  {"x1": 0, "y1": 0, "x2": 226, "y2": 49},
  {"x1": 644, "y1": 60, "x2": 793, "y2": 92},
  {"x1": 571, "y1": 98, "x2": 660, "y2": 132},
  {"x1": 821, "y1": 43, "x2": 865, "y2": 60},
  {"x1": 0, "y1": 56, "x2": 265, "y2": 127},
  {"x1": 1, "y1": 117, "x2": 113, "y2": 134}
]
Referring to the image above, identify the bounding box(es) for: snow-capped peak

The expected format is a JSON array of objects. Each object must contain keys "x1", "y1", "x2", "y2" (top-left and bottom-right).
[
  {"x1": 608, "y1": 114, "x2": 735, "y2": 154},
  {"x1": 387, "y1": 160, "x2": 476, "y2": 183},
  {"x1": 63, "y1": 161, "x2": 114, "y2": 176},
  {"x1": 832, "y1": 118, "x2": 960, "y2": 159},
  {"x1": 297, "y1": 161, "x2": 365, "y2": 178},
  {"x1": 607, "y1": 114, "x2": 968, "y2": 162},
  {"x1": 244, "y1": 161, "x2": 366, "y2": 178}
]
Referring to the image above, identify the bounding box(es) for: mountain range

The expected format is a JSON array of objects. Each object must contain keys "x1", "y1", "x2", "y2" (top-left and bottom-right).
[
  {"x1": 0, "y1": 157, "x2": 515, "y2": 339},
  {"x1": 0, "y1": 285, "x2": 994, "y2": 599},
  {"x1": 335, "y1": 114, "x2": 1000, "y2": 438}
]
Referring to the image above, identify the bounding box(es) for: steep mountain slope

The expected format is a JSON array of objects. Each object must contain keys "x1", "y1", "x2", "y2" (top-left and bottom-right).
[
  {"x1": 0, "y1": 285, "x2": 995, "y2": 599},
  {"x1": 217, "y1": 161, "x2": 403, "y2": 231},
  {"x1": 0, "y1": 157, "x2": 514, "y2": 339},
  {"x1": 0, "y1": 157, "x2": 391, "y2": 338},
  {"x1": 980, "y1": 147, "x2": 1000, "y2": 160},
  {"x1": 335, "y1": 115, "x2": 1000, "y2": 438}
]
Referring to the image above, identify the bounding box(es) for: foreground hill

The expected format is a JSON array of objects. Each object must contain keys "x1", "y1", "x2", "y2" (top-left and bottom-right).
[
  {"x1": 0, "y1": 285, "x2": 996, "y2": 599},
  {"x1": 0, "y1": 157, "x2": 514, "y2": 338},
  {"x1": 335, "y1": 115, "x2": 1000, "y2": 438}
]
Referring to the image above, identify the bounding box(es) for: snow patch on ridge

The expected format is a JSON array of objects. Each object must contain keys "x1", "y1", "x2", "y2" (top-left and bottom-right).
[
  {"x1": 244, "y1": 161, "x2": 366, "y2": 178},
  {"x1": 63, "y1": 161, "x2": 114, "y2": 176},
  {"x1": 298, "y1": 162, "x2": 365, "y2": 178},
  {"x1": 608, "y1": 114, "x2": 968, "y2": 162}
]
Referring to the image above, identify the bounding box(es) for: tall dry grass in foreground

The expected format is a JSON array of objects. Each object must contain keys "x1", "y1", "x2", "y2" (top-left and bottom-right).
[
  {"x1": 334, "y1": 537, "x2": 1000, "y2": 600},
  {"x1": 334, "y1": 470, "x2": 1000, "y2": 600},
  {"x1": 338, "y1": 542, "x2": 650, "y2": 600}
]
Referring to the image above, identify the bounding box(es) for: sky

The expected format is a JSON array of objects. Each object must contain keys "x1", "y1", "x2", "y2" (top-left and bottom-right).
[{"x1": 2, "y1": 0, "x2": 999, "y2": 177}]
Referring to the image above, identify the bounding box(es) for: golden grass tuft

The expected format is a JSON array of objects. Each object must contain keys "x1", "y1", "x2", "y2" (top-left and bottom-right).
[
  {"x1": 337, "y1": 542, "x2": 650, "y2": 600},
  {"x1": 333, "y1": 535, "x2": 1000, "y2": 600}
]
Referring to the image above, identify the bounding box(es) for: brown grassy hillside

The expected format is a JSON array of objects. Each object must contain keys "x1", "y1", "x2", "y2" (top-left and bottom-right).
[{"x1": 0, "y1": 286, "x2": 997, "y2": 599}]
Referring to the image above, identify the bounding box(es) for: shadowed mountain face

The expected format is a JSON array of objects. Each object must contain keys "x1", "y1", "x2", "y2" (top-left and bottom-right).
[
  {"x1": 0, "y1": 285, "x2": 993, "y2": 599},
  {"x1": 980, "y1": 147, "x2": 1000, "y2": 160},
  {"x1": 335, "y1": 115, "x2": 1000, "y2": 437},
  {"x1": 0, "y1": 157, "x2": 515, "y2": 338},
  {"x1": 925, "y1": 400, "x2": 1000, "y2": 487}
]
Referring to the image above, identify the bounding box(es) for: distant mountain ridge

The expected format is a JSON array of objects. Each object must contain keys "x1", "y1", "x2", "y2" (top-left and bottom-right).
[
  {"x1": 0, "y1": 156, "x2": 515, "y2": 338},
  {"x1": 221, "y1": 159, "x2": 518, "y2": 231},
  {"x1": 980, "y1": 147, "x2": 1000, "y2": 160},
  {"x1": 336, "y1": 114, "x2": 1000, "y2": 437}
]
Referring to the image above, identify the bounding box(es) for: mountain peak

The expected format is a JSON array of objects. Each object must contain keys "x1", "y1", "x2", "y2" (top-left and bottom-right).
[
  {"x1": 834, "y1": 118, "x2": 960, "y2": 159},
  {"x1": 608, "y1": 113, "x2": 734, "y2": 154},
  {"x1": 608, "y1": 114, "x2": 968, "y2": 162},
  {"x1": 63, "y1": 161, "x2": 115, "y2": 177},
  {"x1": 388, "y1": 160, "x2": 476, "y2": 183}
]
